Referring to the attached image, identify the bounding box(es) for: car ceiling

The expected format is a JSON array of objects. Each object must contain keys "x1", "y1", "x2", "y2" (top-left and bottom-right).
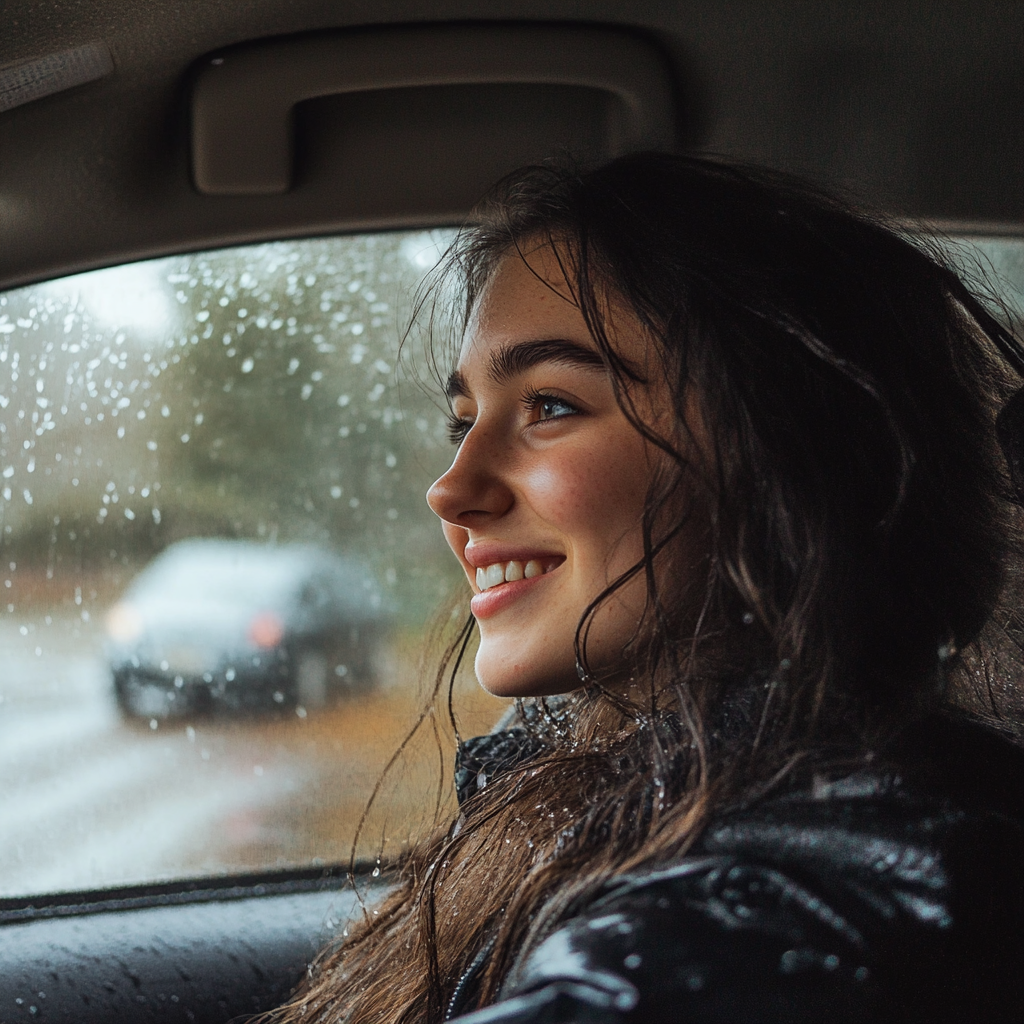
[{"x1": 0, "y1": 0, "x2": 1021, "y2": 292}]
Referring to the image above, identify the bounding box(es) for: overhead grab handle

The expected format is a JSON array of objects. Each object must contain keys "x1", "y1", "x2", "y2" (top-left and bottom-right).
[{"x1": 191, "y1": 24, "x2": 678, "y2": 196}]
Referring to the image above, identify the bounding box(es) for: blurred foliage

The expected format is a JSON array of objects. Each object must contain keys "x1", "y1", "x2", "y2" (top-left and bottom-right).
[{"x1": 0, "y1": 231, "x2": 463, "y2": 623}]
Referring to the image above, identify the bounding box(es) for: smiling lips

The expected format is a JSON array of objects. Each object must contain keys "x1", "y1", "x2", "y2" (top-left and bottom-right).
[{"x1": 468, "y1": 555, "x2": 562, "y2": 618}]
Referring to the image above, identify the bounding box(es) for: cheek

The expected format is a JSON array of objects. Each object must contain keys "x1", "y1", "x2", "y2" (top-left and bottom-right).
[{"x1": 522, "y1": 436, "x2": 649, "y2": 546}]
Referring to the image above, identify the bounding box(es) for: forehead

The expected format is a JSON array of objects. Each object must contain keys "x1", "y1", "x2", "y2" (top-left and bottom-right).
[
  {"x1": 459, "y1": 244, "x2": 588, "y2": 367},
  {"x1": 450, "y1": 244, "x2": 658, "y2": 403}
]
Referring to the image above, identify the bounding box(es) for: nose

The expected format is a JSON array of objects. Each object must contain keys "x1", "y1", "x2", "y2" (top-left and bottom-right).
[{"x1": 426, "y1": 424, "x2": 514, "y2": 527}]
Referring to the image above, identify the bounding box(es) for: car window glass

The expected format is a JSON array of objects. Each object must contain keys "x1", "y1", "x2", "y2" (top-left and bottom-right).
[
  {"x1": 941, "y1": 234, "x2": 1024, "y2": 327},
  {"x1": 0, "y1": 233, "x2": 1021, "y2": 899},
  {"x1": 0, "y1": 230, "x2": 504, "y2": 898}
]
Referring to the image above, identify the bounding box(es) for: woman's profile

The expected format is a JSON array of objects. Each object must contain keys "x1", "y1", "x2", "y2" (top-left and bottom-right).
[{"x1": 268, "y1": 153, "x2": 1024, "y2": 1023}]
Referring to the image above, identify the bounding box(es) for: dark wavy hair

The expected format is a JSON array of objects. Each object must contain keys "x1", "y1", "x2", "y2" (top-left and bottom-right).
[{"x1": 267, "y1": 153, "x2": 1024, "y2": 1024}]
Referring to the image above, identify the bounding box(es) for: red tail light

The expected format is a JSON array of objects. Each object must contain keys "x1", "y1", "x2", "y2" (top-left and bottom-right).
[{"x1": 248, "y1": 612, "x2": 284, "y2": 648}]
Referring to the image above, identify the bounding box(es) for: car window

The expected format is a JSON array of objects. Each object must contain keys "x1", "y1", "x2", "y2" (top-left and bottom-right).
[
  {"x1": 0, "y1": 230, "x2": 506, "y2": 898},
  {"x1": 942, "y1": 234, "x2": 1024, "y2": 326},
  {"x1": 0, "y1": 232, "x2": 1021, "y2": 899}
]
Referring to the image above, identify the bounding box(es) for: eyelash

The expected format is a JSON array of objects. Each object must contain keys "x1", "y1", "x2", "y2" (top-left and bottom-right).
[
  {"x1": 446, "y1": 389, "x2": 580, "y2": 446},
  {"x1": 447, "y1": 413, "x2": 471, "y2": 446}
]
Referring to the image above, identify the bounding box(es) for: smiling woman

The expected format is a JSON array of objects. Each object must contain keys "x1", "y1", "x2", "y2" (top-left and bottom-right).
[
  {"x1": 266, "y1": 154, "x2": 1024, "y2": 1024},
  {"x1": 428, "y1": 248, "x2": 670, "y2": 697}
]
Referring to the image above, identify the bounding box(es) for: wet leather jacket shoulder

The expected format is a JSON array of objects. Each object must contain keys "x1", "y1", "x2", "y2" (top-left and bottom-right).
[{"x1": 450, "y1": 714, "x2": 1024, "y2": 1023}]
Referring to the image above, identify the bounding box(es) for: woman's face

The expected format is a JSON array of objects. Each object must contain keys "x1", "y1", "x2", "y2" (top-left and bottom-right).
[{"x1": 427, "y1": 244, "x2": 672, "y2": 698}]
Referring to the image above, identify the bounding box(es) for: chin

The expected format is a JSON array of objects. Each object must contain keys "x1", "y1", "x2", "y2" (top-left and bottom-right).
[{"x1": 474, "y1": 648, "x2": 578, "y2": 699}]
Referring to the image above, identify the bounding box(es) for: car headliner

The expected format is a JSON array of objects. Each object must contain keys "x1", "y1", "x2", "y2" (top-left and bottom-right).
[{"x1": 1, "y1": 1, "x2": 1022, "y2": 293}]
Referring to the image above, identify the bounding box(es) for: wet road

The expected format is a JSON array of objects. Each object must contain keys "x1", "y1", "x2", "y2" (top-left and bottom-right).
[{"x1": 0, "y1": 614, "x2": 502, "y2": 898}]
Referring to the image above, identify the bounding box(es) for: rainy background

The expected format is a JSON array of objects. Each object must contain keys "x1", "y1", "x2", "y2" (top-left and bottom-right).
[
  {"x1": 0, "y1": 230, "x2": 504, "y2": 898},
  {"x1": 0, "y1": 230, "x2": 1021, "y2": 899}
]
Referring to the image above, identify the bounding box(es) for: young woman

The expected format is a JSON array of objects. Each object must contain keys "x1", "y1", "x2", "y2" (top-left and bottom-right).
[{"x1": 271, "y1": 154, "x2": 1024, "y2": 1023}]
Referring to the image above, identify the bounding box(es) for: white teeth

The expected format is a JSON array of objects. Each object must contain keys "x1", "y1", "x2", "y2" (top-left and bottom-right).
[
  {"x1": 482, "y1": 563, "x2": 505, "y2": 589},
  {"x1": 475, "y1": 559, "x2": 551, "y2": 591}
]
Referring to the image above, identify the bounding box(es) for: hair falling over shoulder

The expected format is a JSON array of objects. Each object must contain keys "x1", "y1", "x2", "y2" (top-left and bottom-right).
[{"x1": 264, "y1": 153, "x2": 1024, "y2": 1024}]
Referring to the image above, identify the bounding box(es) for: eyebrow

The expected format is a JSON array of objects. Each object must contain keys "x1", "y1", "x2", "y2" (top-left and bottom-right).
[{"x1": 445, "y1": 338, "x2": 606, "y2": 400}]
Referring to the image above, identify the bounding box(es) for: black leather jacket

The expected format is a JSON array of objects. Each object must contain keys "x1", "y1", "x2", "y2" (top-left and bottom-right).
[{"x1": 448, "y1": 714, "x2": 1024, "y2": 1023}]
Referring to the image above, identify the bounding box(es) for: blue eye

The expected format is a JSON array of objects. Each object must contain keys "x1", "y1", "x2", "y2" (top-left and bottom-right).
[
  {"x1": 525, "y1": 389, "x2": 578, "y2": 422},
  {"x1": 539, "y1": 397, "x2": 575, "y2": 419}
]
